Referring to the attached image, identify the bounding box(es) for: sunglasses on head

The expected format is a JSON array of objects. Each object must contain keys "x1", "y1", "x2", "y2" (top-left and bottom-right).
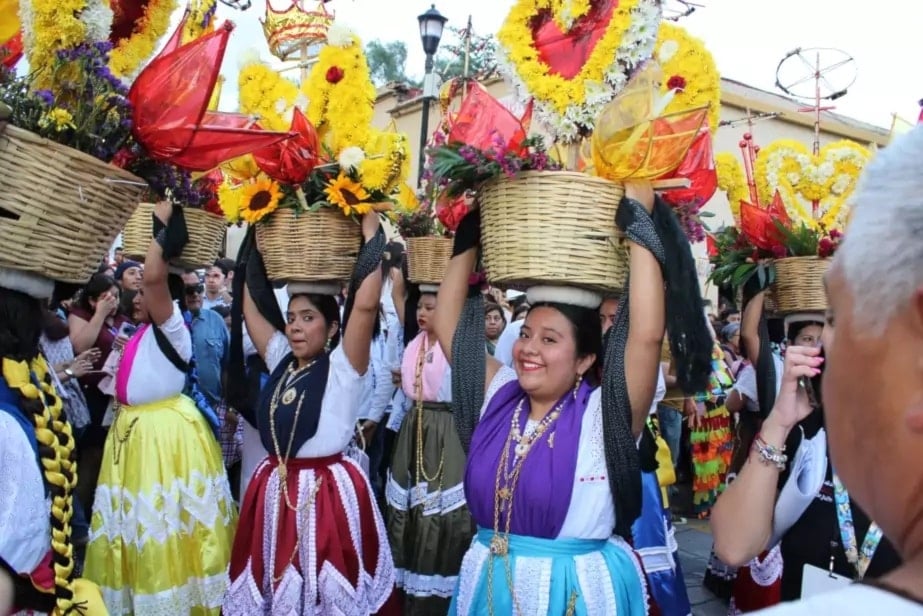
[{"x1": 185, "y1": 284, "x2": 204, "y2": 295}]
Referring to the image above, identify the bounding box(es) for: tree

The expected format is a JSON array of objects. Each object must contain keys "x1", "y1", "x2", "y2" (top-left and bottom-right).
[
  {"x1": 365, "y1": 40, "x2": 412, "y2": 87},
  {"x1": 433, "y1": 25, "x2": 498, "y2": 83}
]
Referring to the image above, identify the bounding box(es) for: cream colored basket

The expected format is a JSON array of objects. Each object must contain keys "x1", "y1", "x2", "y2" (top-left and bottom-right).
[{"x1": 122, "y1": 204, "x2": 227, "y2": 269}]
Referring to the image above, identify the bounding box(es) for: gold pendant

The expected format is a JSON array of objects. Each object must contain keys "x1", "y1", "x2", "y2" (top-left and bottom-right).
[
  {"x1": 498, "y1": 487, "x2": 512, "y2": 500},
  {"x1": 489, "y1": 534, "x2": 508, "y2": 556},
  {"x1": 281, "y1": 387, "x2": 297, "y2": 405}
]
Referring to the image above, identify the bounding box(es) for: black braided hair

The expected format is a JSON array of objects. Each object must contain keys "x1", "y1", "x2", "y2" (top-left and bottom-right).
[{"x1": 450, "y1": 283, "x2": 485, "y2": 452}]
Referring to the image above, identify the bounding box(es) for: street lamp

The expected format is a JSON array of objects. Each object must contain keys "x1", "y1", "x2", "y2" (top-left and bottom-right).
[{"x1": 416, "y1": 4, "x2": 447, "y2": 187}]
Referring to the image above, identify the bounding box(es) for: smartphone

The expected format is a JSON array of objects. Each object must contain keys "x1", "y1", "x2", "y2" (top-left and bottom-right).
[
  {"x1": 798, "y1": 343, "x2": 824, "y2": 408},
  {"x1": 119, "y1": 323, "x2": 138, "y2": 338}
]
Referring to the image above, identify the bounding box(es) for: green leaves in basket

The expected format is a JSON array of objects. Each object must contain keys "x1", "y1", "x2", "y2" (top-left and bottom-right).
[{"x1": 773, "y1": 219, "x2": 819, "y2": 258}]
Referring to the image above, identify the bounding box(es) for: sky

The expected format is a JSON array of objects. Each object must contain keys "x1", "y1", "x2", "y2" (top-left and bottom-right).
[{"x1": 202, "y1": 0, "x2": 921, "y2": 131}]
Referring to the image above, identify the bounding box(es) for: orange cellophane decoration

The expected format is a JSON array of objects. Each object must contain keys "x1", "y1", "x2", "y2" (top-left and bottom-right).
[
  {"x1": 252, "y1": 107, "x2": 321, "y2": 184},
  {"x1": 129, "y1": 13, "x2": 294, "y2": 171},
  {"x1": 740, "y1": 190, "x2": 791, "y2": 252},
  {"x1": 447, "y1": 83, "x2": 533, "y2": 156},
  {"x1": 660, "y1": 127, "x2": 717, "y2": 206},
  {"x1": 591, "y1": 63, "x2": 709, "y2": 181},
  {"x1": 0, "y1": 0, "x2": 22, "y2": 68}
]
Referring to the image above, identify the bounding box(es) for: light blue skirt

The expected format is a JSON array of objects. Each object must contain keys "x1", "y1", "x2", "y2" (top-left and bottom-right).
[{"x1": 449, "y1": 527, "x2": 649, "y2": 615}]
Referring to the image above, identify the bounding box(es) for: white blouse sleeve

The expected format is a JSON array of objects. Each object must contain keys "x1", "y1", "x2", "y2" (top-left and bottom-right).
[
  {"x1": 0, "y1": 414, "x2": 50, "y2": 574},
  {"x1": 264, "y1": 331, "x2": 291, "y2": 374},
  {"x1": 479, "y1": 365, "x2": 518, "y2": 418},
  {"x1": 159, "y1": 303, "x2": 192, "y2": 362}
]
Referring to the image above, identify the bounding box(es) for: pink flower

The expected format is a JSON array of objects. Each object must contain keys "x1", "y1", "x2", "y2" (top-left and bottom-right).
[
  {"x1": 818, "y1": 237, "x2": 835, "y2": 258},
  {"x1": 771, "y1": 245, "x2": 788, "y2": 259}
]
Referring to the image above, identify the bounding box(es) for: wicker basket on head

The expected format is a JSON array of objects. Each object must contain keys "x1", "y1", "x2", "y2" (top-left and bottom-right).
[
  {"x1": 122, "y1": 204, "x2": 228, "y2": 269},
  {"x1": 479, "y1": 170, "x2": 628, "y2": 293},
  {"x1": 255, "y1": 208, "x2": 362, "y2": 283},
  {"x1": 0, "y1": 125, "x2": 147, "y2": 283},
  {"x1": 406, "y1": 236, "x2": 453, "y2": 285},
  {"x1": 770, "y1": 256, "x2": 830, "y2": 314}
]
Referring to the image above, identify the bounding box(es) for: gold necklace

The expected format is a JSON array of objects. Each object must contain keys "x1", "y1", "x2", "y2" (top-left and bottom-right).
[
  {"x1": 414, "y1": 336, "x2": 445, "y2": 488},
  {"x1": 280, "y1": 359, "x2": 317, "y2": 405},
  {"x1": 268, "y1": 359, "x2": 317, "y2": 511},
  {"x1": 487, "y1": 395, "x2": 569, "y2": 616}
]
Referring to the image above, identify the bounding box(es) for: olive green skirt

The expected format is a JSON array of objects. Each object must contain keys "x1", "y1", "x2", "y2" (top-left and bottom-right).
[{"x1": 386, "y1": 401, "x2": 475, "y2": 615}]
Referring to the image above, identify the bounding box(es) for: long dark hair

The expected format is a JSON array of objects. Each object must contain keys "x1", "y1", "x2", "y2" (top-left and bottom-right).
[
  {"x1": 528, "y1": 301, "x2": 603, "y2": 387},
  {"x1": 74, "y1": 273, "x2": 118, "y2": 313},
  {"x1": 120, "y1": 288, "x2": 139, "y2": 322},
  {"x1": 0, "y1": 287, "x2": 42, "y2": 361},
  {"x1": 167, "y1": 273, "x2": 188, "y2": 314},
  {"x1": 288, "y1": 293, "x2": 342, "y2": 349},
  {"x1": 41, "y1": 307, "x2": 70, "y2": 342}
]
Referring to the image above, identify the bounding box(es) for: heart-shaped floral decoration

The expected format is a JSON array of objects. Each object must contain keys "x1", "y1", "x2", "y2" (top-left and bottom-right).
[
  {"x1": 497, "y1": 0, "x2": 661, "y2": 142},
  {"x1": 654, "y1": 22, "x2": 721, "y2": 133},
  {"x1": 754, "y1": 139, "x2": 871, "y2": 230}
]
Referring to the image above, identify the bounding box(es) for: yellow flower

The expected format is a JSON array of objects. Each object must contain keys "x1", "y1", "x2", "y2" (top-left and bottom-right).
[
  {"x1": 39, "y1": 108, "x2": 76, "y2": 131},
  {"x1": 221, "y1": 154, "x2": 261, "y2": 182},
  {"x1": 325, "y1": 172, "x2": 371, "y2": 216},
  {"x1": 715, "y1": 153, "x2": 748, "y2": 223},
  {"x1": 655, "y1": 22, "x2": 721, "y2": 133},
  {"x1": 240, "y1": 178, "x2": 283, "y2": 224},
  {"x1": 109, "y1": 0, "x2": 179, "y2": 79},
  {"x1": 217, "y1": 180, "x2": 243, "y2": 223}
]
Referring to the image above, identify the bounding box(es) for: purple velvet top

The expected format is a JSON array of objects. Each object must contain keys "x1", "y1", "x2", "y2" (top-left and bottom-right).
[{"x1": 464, "y1": 376, "x2": 593, "y2": 538}]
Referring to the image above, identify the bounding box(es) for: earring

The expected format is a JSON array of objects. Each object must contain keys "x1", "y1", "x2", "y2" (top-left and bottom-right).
[
  {"x1": 325, "y1": 338, "x2": 332, "y2": 352},
  {"x1": 573, "y1": 373, "x2": 582, "y2": 400}
]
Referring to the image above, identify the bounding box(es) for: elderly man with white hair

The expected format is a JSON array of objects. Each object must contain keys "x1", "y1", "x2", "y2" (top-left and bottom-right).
[{"x1": 744, "y1": 127, "x2": 923, "y2": 613}]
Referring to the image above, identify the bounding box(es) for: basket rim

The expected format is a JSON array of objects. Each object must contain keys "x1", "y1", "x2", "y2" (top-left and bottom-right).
[
  {"x1": 2, "y1": 124, "x2": 145, "y2": 183},
  {"x1": 481, "y1": 169, "x2": 624, "y2": 190}
]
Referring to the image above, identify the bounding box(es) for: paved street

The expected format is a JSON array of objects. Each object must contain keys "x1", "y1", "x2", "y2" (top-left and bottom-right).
[{"x1": 675, "y1": 519, "x2": 728, "y2": 616}]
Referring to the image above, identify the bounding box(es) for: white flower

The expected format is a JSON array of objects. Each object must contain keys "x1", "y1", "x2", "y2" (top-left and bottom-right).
[
  {"x1": 326, "y1": 22, "x2": 355, "y2": 48},
  {"x1": 79, "y1": 0, "x2": 114, "y2": 42},
  {"x1": 338, "y1": 146, "x2": 366, "y2": 171},
  {"x1": 658, "y1": 39, "x2": 680, "y2": 63},
  {"x1": 831, "y1": 175, "x2": 850, "y2": 195},
  {"x1": 294, "y1": 93, "x2": 308, "y2": 111},
  {"x1": 274, "y1": 98, "x2": 288, "y2": 114}
]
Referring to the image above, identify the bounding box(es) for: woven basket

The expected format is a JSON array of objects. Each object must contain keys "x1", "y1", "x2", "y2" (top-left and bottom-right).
[
  {"x1": 122, "y1": 204, "x2": 227, "y2": 269},
  {"x1": 479, "y1": 170, "x2": 628, "y2": 293},
  {"x1": 0, "y1": 125, "x2": 146, "y2": 283},
  {"x1": 255, "y1": 208, "x2": 361, "y2": 283},
  {"x1": 771, "y1": 257, "x2": 830, "y2": 314},
  {"x1": 406, "y1": 236, "x2": 453, "y2": 285}
]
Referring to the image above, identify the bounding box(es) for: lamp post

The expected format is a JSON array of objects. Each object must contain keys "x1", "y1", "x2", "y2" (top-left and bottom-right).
[{"x1": 416, "y1": 4, "x2": 447, "y2": 187}]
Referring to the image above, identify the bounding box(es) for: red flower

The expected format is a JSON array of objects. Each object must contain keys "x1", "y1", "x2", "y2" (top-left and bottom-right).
[
  {"x1": 437, "y1": 196, "x2": 469, "y2": 233},
  {"x1": 828, "y1": 228, "x2": 843, "y2": 240},
  {"x1": 111, "y1": 146, "x2": 137, "y2": 169},
  {"x1": 771, "y1": 245, "x2": 788, "y2": 259},
  {"x1": 817, "y1": 237, "x2": 836, "y2": 258},
  {"x1": 667, "y1": 75, "x2": 687, "y2": 91},
  {"x1": 326, "y1": 66, "x2": 344, "y2": 84}
]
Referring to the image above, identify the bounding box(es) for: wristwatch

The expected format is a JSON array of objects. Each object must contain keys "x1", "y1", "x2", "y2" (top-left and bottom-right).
[{"x1": 64, "y1": 367, "x2": 75, "y2": 380}]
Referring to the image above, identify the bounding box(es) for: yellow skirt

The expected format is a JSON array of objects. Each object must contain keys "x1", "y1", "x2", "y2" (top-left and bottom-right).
[{"x1": 84, "y1": 394, "x2": 237, "y2": 615}]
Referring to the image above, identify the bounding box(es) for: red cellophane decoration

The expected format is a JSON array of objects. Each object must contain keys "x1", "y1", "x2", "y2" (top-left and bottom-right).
[
  {"x1": 447, "y1": 83, "x2": 534, "y2": 156},
  {"x1": 436, "y1": 194, "x2": 470, "y2": 232},
  {"x1": 129, "y1": 12, "x2": 294, "y2": 171},
  {"x1": 532, "y1": 0, "x2": 615, "y2": 79},
  {"x1": 0, "y1": 30, "x2": 22, "y2": 68},
  {"x1": 705, "y1": 233, "x2": 718, "y2": 258},
  {"x1": 252, "y1": 107, "x2": 321, "y2": 184},
  {"x1": 660, "y1": 127, "x2": 718, "y2": 207},
  {"x1": 740, "y1": 190, "x2": 791, "y2": 252}
]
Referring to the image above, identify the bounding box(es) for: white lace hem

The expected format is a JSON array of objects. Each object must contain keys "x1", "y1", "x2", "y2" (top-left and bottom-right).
[
  {"x1": 385, "y1": 475, "x2": 467, "y2": 515},
  {"x1": 394, "y1": 568, "x2": 458, "y2": 598},
  {"x1": 100, "y1": 571, "x2": 228, "y2": 616}
]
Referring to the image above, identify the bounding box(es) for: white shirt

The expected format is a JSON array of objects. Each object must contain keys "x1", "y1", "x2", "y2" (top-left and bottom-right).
[
  {"x1": 262, "y1": 331, "x2": 366, "y2": 458},
  {"x1": 733, "y1": 353, "x2": 784, "y2": 411},
  {"x1": 753, "y1": 584, "x2": 923, "y2": 615},
  {"x1": 649, "y1": 369, "x2": 666, "y2": 416},
  {"x1": 481, "y1": 366, "x2": 616, "y2": 539},
  {"x1": 121, "y1": 304, "x2": 191, "y2": 406},
  {"x1": 494, "y1": 319, "x2": 524, "y2": 368},
  {"x1": 357, "y1": 334, "x2": 393, "y2": 423}
]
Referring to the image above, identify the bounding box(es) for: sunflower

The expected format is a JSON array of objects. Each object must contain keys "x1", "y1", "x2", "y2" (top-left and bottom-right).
[
  {"x1": 324, "y1": 172, "x2": 372, "y2": 216},
  {"x1": 240, "y1": 178, "x2": 283, "y2": 224}
]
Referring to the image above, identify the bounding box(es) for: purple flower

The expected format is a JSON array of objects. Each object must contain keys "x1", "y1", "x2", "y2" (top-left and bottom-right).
[{"x1": 33, "y1": 89, "x2": 55, "y2": 106}]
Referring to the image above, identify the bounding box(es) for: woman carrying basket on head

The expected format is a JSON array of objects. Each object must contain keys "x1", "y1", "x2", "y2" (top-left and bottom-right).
[{"x1": 223, "y1": 211, "x2": 396, "y2": 615}]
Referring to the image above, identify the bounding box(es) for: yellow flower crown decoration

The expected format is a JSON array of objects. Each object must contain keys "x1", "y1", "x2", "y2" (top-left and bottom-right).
[
  {"x1": 496, "y1": 0, "x2": 661, "y2": 142},
  {"x1": 716, "y1": 151, "x2": 748, "y2": 222},
  {"x1": 19, "y1": 0, "x2": 180, "y2": 85},
  {"x1": 654, "y1": 22, "x2": 721, "y2": 133},
  {"x1": 754, "y1": 138, "x2": 871, "y2": 230}
]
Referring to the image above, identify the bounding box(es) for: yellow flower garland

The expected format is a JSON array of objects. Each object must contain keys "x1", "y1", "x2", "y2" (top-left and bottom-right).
[
  {"x1": 655, "y1": 22, "x2": 721, "y2": 133},
  {"x1": 21, "y1": 0, "x2": 89, "y2": 89},
  {"x1": 238, "y1": 61, "x2": 302, "y2": 132},
  {"x1": 754, "y1": 138, "x2": 870, "y2": 230},
  {"x1": 715, "y1": 152, "x2": 748, "y2": 223},
  {"x1": 109, "y1": 0, "x2": 179, "y2": 79},
  {"x1": 182, "y1": 0, "x2": 218, "y2": 44},
  {"x1": 497, "y1": 0, "x2": 661, "y2": 141}
]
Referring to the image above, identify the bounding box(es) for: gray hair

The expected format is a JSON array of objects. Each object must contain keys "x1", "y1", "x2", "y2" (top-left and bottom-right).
[{"x1": 838, "y1": 126, "x2": 923, "y2": 332}]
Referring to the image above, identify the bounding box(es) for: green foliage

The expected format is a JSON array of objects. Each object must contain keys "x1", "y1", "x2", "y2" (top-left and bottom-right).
[
  {"x1": 773, "y1": 220, "x2": 819, "y2": 257},
  {"x1": 365, "y1": 40, "x2": 411, "y2": 87}
]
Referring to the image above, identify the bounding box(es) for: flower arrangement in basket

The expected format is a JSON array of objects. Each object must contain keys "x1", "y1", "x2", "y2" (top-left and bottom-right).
[
  {"x1": 710, "y1": 132, "x2": 866, "y2": 313},
  {"x1": 216, "y1": 21, "x2": 412, "y2": 283},
  {"x1": 394, "y1": 191, "x2": 473, "y2": 286}
]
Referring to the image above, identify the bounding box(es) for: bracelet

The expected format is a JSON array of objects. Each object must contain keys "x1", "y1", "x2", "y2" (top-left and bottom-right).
[
  {"x1": 752, "y1": 433, "x2": 788, "y2": 471},
  {"x1": 64, "y1": 367, "x2": 75, "y2": 380}
]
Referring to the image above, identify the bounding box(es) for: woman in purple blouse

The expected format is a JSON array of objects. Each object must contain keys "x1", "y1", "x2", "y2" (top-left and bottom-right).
[{"x1": 432, "y1": 182, "x2": 712, "y2": 615}]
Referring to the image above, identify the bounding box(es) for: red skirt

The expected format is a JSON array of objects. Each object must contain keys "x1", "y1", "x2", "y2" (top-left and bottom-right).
[{"x1": 223, "y1": 454, "x2": 397, "y2": 615}]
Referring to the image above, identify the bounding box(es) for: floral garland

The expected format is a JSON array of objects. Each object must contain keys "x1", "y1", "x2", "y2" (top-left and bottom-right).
[
  {"x1": 655, "y1": 22, "x2": 720, "y2": 133},
  {"x1": 19, "y1": 0, "x2": 100, "y2": 88},
  {"x1": 182, "y1": 0, "x2": 218, "y2": 44},
  {"x1": 496, "y1": 0, "x2": 661, "y2": 142},
  {"x1": 754, "y1": 138, "x2": 871, "y2": 230},
  {"x1": 238, "y1": 60, "x2": 304, "y2": 132},
  {"x1": 109, "y1": 0, "x2": 179, "y2": 80},
  {"x1": 715, "y1": 152, "x2": 748, "y2": 222}
]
